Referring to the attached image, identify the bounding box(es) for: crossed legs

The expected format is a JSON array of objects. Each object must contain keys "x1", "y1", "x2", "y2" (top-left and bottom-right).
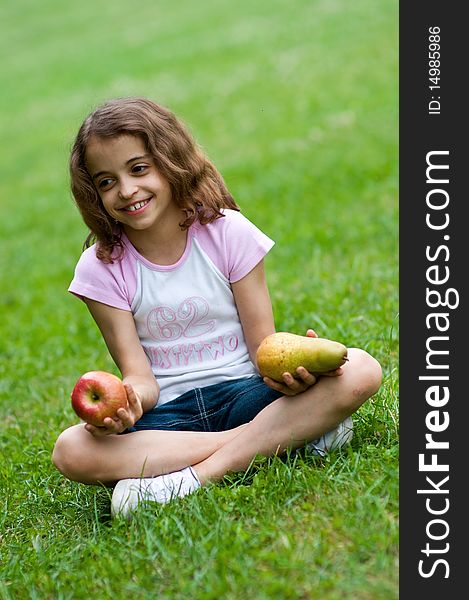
[{"x1": 52, "y1": 348, "x2": 382, "y2": 486}]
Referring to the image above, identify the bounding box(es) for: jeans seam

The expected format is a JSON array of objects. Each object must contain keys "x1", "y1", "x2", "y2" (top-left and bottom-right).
[{"x1": 195, "y1": 387, "x2": 211, "y2": 432}]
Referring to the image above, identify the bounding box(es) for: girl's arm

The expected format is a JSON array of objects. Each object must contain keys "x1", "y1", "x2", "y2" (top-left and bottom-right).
[
  {"x1": 81, "y1": 298, "x2": 159, "y2": 435},
  {"x1": 231, "y1": 260, "x2": 276, "y2": 364},
  {"x1": 232, "y1": 260, "x2": 318, "y2": 396}
]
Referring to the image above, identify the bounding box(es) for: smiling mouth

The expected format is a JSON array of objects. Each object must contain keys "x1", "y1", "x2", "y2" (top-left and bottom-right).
[{"x1": 122, "y1": 198, "x2": 151, "y2": 213}]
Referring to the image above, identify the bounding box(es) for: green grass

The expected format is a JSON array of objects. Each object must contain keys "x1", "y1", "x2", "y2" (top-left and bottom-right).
[{"x1": 0, "y1": 0, "x2": 398, "y2": 598}]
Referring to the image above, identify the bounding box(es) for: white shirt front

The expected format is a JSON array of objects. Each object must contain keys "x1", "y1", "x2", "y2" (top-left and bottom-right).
[{"x1": 132, "y1": 236, "x2": 257, "y2": 404}]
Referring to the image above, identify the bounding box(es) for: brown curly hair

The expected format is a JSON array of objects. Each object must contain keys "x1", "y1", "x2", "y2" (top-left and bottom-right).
[{"x1": 70, "y1": 97, "x2": 239, "y2": 262}]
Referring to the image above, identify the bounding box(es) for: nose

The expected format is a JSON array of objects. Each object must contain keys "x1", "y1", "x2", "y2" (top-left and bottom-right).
[{"x1": 118, "y1": 177, "x2": 138, "y2": 200}]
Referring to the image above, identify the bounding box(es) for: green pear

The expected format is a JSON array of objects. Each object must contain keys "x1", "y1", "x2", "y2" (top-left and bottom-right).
[{"x1": 256, "y1": 332, "x2": 348, "y2": 382}]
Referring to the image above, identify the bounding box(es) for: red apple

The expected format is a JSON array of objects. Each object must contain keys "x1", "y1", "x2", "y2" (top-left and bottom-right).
[{"x1": 71, "y1": 371, "x2": 128, "y2": 426}]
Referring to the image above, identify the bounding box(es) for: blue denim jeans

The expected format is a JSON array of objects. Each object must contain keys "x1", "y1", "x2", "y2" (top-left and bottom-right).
[{"x1": 126, "y1": 375, "x2": 282, "y2": 433}]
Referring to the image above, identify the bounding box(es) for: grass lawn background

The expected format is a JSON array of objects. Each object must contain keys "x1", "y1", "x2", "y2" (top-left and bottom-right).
[{"x1": 0, "y1": 0, "x2": 398, "y2": 598}]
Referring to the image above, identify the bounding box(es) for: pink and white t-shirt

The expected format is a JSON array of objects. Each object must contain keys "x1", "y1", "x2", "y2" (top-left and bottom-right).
[{"x1": 68, "y1": 209, "x2": 274, "y2": 405}]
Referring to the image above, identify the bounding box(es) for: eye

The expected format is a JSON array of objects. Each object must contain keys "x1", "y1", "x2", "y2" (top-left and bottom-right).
[
  {"x1": 98, "y1": 177, "x2": 114, "y2": 190},
  {"x1": 131, "y1": 164, "x2": 148, "y2": 175}
]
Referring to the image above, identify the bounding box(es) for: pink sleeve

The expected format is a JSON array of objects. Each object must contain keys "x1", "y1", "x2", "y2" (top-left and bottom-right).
[
  {"x1": 225, "y1": 210, "x2": 275, "y2": 282},
  {"x1": 68, "y1": 245, "x2": 137, "y2": 311},
  {"x1": 195, "y1": 209, "x2": 275, "y2": 282}
]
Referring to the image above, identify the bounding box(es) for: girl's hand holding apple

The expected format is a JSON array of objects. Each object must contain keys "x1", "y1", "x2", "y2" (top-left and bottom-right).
[
  {"x1": 71, "y1": 371, "x2": 145, "y2": 437},
  {"x1": 84, "y1": 383, "x2": 144, "y2": 437}
]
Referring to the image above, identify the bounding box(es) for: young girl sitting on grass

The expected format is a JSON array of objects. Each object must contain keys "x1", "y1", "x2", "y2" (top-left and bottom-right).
[{"x1": 52, "y1": 97, "x2": 382, "y2": 517}]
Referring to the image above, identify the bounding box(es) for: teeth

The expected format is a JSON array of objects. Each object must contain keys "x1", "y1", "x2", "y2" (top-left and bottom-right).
[{"x1": 126, "y1": 200, "x2": 148, "y2": 212}]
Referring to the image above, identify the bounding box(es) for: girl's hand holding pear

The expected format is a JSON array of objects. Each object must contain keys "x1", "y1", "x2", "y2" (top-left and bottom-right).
[{"x1": 259, "y1": 329, "x2": 346, "y2": 397}]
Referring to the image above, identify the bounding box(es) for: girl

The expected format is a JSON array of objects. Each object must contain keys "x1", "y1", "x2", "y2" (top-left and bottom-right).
[{"x1": 52, "y1": 97, "x2": 382, "y2": 518}]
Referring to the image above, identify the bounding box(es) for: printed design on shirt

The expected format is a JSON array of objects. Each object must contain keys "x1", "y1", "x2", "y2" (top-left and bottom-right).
[
  {"x1": 144, "y1": 331, "x2": 240, "y2": 370},
  {"x1": 146, "y1": 296, "x2": 216, "y2": 341}
]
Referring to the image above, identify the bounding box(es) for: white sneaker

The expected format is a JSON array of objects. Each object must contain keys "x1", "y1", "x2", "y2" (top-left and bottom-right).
[
  {"x1": 305, "y1": 416, "x2": 354, "y2": 457},
  {"x1": 111, "y1": 466, "x2": 201, "y2": 518}
]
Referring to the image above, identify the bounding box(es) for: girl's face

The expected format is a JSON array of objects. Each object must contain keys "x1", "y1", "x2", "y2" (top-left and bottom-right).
[{"x1": 85, "y1": 134, "x2": 179, "y2": 236}]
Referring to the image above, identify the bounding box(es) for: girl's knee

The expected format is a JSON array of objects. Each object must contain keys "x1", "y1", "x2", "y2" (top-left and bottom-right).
[
  {"x1": 342, "y1": 347, "x2": 382, "y2": 409},
  {"x1": 52, "y1": 425, "x2": 90, "y2": 482}
]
